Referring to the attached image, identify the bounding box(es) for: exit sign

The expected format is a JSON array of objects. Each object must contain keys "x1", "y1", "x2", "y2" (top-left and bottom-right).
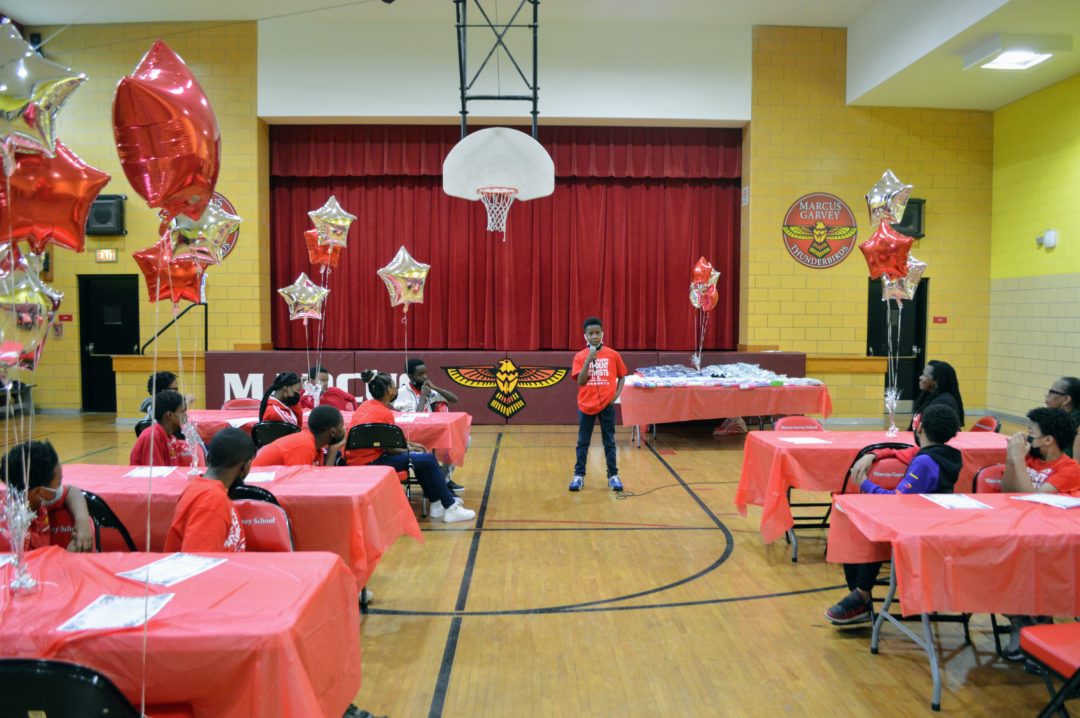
[
  {"x1": 933, "y1": 316, "x2": 948, "y2": 324},
  {"x1": 95, "y1": 248, "x2": 118, "y2": 263}
]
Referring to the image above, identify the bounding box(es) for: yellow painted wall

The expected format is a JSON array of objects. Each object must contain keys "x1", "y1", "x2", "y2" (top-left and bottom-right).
[
  {"x1": 746, "y1": 27, "x2": 993, "y2": 416},
  {"x1": 23, "y1": 22, "x2": 270, "y2": 410},
  {"x1": 991, "y1": 73, "x2": 1080, "y2": 278}
]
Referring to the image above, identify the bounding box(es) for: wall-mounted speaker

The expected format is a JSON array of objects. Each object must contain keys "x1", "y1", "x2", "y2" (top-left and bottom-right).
[{"x1": 86, "y1": 194, "x2": 127, "y2": 236}]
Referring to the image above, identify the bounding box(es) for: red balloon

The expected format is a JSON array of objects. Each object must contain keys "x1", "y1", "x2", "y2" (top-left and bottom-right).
[
  {"x1": 113, "y1": 40, "x2": 220, "y2": 224},
  {"x1": 0, "y1": 142, "x2": 110, "y2": 254},
  {"x1": 699, "y1": 285, "x2": 719, "y2": 312},
  {"x1": 132, "y1": 237, "x2": 203, "y2": 304},
  {"x1": 305, "y1": 229, "x2": 341, "y2": 268},
  {"x1": 691, "y1": 257, "x2": 714, "y2": 285},
  {"x1": 858, "y1": 223, "x2": 913, "y2": 280}
]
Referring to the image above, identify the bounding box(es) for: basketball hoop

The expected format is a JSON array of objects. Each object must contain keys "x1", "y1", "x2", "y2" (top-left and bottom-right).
[{"x1": 478, "y1": 186, "x2": 518, "y2": 234}]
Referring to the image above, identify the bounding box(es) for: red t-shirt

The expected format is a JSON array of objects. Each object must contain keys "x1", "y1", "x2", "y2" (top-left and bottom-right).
[
  {"x1": 129, "y1": 423, "x2": 189, "y2": 467},
  {"x1": 0, "y1": 487, "x2": 71, "y2": 551},
  {"x1": 164, "y1": 478, "x2": 246, "y2": 552},
  {"x1": 261, "y1": 397, "x2": 303, "y2": 426},
  {"x1": 1026, "y1": 454, "x2": 1080, "y2": 495},
  {"x1": 344, "y1": 400, "x2": 396, "y2": 466},
  {"x1": 252, "y1": 429, "x2": 319, "y2": 467},
  {"x1": 572, "y1": 346, "x2": 629, "y2": 415},
  {"x1": 300, "y1": 387, "x2": 356, "y2": 411}
]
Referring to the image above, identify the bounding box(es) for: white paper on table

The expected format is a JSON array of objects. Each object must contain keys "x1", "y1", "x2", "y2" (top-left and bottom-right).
[
  {"x1": 921, "y1": 494, "x2": 992, "y2": 510},
  {"x1": 1011, "y1": 494, "x2": 1080, "y2": 510},
  {"x1": 395, "y1": 415, "x2": 417, "y2": 424},
  {"x1": 398, "y1": 412, "x2": 430, "y2": 421},
  {"x1": 226, "y1": 417, "x2": 255, "y2": 428},
  {"x1": 776, "y1": 436, "x2": 831, "y2": 445},
  {"x1": 117, "y1": 554, "x2": 226, "y2": 587},
  {"x1": 0, "y1": 554, "x2": 13, "y2": 567},
  {"x1": 124, "y1": 466, "x2": 175, "y2": 479},
  {"x1": 243, "y1": 471, "x2": 277, "y2": 483},
  {"x1": 58, "y1": 593, "x2": 175, "y2": 632}
]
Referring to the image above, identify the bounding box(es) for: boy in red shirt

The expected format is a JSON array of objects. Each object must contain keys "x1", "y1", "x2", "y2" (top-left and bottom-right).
[
  {"x1": 164, "y1": 428, "x2": 253, "y2": 553},
  {"x1": 252, "y1": 405, "x2": 345, "y2": 467},
  {"x1": 1003, "y1": 407, "x2": 1080, "y2": 495},
  {"x1": 130, "y1": 390, "x2": 191, "y2": 467},
  {"x1": 0, "y1": 440, "x2": 93, "y2": 552},
  {"x1": 570, "y1": 317, "x2": 629, "y2": 492}
]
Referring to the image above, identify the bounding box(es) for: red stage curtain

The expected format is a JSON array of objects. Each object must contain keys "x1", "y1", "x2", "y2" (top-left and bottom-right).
[{"x1": 270, "y1": 126, "x2": 741, "y2": 351}]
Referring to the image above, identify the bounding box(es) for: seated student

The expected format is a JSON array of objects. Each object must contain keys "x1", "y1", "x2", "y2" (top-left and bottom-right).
[
  {"x1": 164, "y1": 428, "x2": 253, "y2": 553},
  {"x1": 1002, "y1": 406, "x2": 1080, "y2": 495},
  {"x1": 345, "y1": 370, "x2": 475, "y2": 523},
  {"x1": 300, "y1": 365, "x2": 357, "y2": 411},
  {"x1": 825, "y1": 403, "x2": 962, "y2": 625},
  {"x1": 259, "y1": 371, "x2": 304, "y2": 426},
  {"x1": 129, "y1": 390, "x2": 192, "y2": 467},
  {"x1": 252, "y1": 405, "x2": 346, "y2": 467},
  {"x1": 393, "y1": 358, "x2": 466, "y2": 493},
  {"x1": 139, "y1": 371, "x2": 178, "y2": 420},
  {"x1": 1044, "y1": 376, "x2": 1080, "y2": 458},
  {"x1": 0, "y1": 440, "x2": 93, "y2": 552}
]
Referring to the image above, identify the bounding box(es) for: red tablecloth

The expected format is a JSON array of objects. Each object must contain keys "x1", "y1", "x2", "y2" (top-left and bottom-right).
[
  {"x1": 187, "y1": 409, "x2": 473, "y2": 466},
  {"x1": 735, "y1": 430, "x2": 1008, "y2": 542},
  {"x1": 66, "y1": 463, "x2": 422, "y2": 589},
  {"x1": 0, "y1": 548, "x2": 360, "y2": 717},
  {"x1": 826, "y1": 493, "x2": 1080, "y2": 616},
  {"x1": 618, "y1": 384, "x2": 832, "y2": 426}
]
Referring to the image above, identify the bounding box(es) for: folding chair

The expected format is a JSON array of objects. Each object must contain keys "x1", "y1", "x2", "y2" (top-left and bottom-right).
[
  {"x1": 773, "y1": 415, "x2": 824, "y2": 431},
  {"x1": 228, "y1": 482, "x2": 280, "y2": 505},
  {"x1": 134, "y1": 418, "x2": 153, "y2": 437},
  {"x1": 1022, "y1": 622, "x2": 1080, "y2": 718},
  {"x1": 786, "y1": 441, "x2": 911, "y2": 562},
  {"x1": 82, "y1": 490, "x2": 137, "y2": 551},
  {"x1": 973, "y1": 463, "x2": 1013, "y2": 656},
  {"x1": 971, "y1": 415, "x2": 1002, "y2": 433},
  {"x1": 221, "y1": 398, "x2": 261, "y2": 410},
  {"x1": 346, "y1": 423, "x2": 426, "y2": 516},
  {"x1": 233, "y1": 499, "x2": 294, "y2": 551},
  {"x1": 250, "y1": 421, "x2": 300, "y2": 449},
  {"x1": 0, "y1": 658, "x2": 140, "y2": 717}
]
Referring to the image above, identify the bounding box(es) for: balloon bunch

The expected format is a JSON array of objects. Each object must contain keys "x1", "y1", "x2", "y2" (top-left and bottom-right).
[
  {"x1": 689, "y1": 257, "x2": 720, "y2": 371},
  {"x1": 858, "y1": 169, "x2": 928, "y2": 435}
]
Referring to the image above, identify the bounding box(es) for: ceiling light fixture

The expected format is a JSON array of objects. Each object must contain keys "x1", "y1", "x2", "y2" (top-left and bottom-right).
[{"x1": 963, "y1": 34, "x2": 1072, "y2": 71}]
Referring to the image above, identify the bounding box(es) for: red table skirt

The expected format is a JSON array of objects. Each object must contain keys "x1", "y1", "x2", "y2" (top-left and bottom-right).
[{"x1": 619, "y1": 384, "x2": 832, "y2": 426}]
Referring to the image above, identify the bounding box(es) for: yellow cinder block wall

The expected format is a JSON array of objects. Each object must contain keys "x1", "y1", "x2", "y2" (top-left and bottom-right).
[
  {"x1": 745, "y1": 27, "x2": 993, "y2": 418},
  {"x1": 23, "y1": 22, "x2": 270, "y2": 411},
  {"x1": 988, "y1": 72, "x2": 1080, "y2": 418}
]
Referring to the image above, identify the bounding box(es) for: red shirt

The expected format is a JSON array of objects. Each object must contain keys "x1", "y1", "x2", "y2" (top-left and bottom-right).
[
  {"x1": 252, "y1": 430, "x2": 319, "y2": 467},
  {"x1": 164, "y1": 478, "x2": 246, "y2": 553},
  {"x1": 344, "y1": 400, "x2": 396, "y2": 466},
  {"x1": 261, "y1": 397, "x2": 303, "y2": 426},
  {"x1": 572, "y1": 346, "x2": 629, "y2": 415},
  {"x1": 129, "y1": 423, "x2": 189, "y2": 467},
  {"x1": 1025, "y1": 454, "x2": 1080, "y2": 495},
  {"x1": 0, "y1": 487, "x2": 71, "y2": 551},
  {"x1": 300, "y1": 387, "x2": 356, "y2": 411}
]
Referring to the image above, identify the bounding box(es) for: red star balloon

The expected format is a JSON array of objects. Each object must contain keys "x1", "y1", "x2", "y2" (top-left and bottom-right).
[
  {"x1": 132, "y1": 237, "x2": 204, "y2": 304},
  {"x1": 113, "y1": 40, "x2": 220, "y2": 224},
  {"x1": 0, "y1": 141, "x2": 110, "y2": 254},
  {"x1": 305, "y1": 229, "x2": 341, "y2": 268},
  {"x1": 859, "y1": 223, "x2": 914, "y2": 280}
]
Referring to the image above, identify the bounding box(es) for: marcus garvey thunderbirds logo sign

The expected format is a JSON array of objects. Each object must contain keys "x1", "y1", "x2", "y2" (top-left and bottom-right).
[
  {"x1": 445, "y1": 358, "x2": 567, "y2": 419},
  {"x1": 781, "y1": 192, "x2": 857, "y2": 268}
]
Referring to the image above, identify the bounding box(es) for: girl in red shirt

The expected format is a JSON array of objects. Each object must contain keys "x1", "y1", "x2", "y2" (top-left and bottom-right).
[
  {"x1": 259, "y1": 372, "x2": 304, "y2": 426},
  {"x1": 345, "y1": 370, "x2": 475, "y2": 523}
]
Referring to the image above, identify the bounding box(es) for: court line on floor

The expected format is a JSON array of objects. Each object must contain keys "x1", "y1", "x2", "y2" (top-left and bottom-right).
[
  {"x1": 66, "y1": 446, "x2": 119, "y2": 462},
  {"x1": 428, "y1": 432, "x2": 503, "y2": 718}
]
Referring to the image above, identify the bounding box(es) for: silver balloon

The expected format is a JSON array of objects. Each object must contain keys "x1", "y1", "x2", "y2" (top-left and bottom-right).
[
  {"x1": 278, "y1": 272, "x2": 329, "y2": 321},
  {"x1": 881, "y1": 255, "x2": 927, "y2": 301},
  {"x1": 866, "y1": 169, "x2": 912, "y2": 229},
  {"x1": 0, "y1": 245, "x2": 63, "y2": 370},
  {"x1": 308, "y1": 196, "x2": 355, "y2": 248},
  {"x1": 166, "y1": 194, "x2": 243, "y2": 265},
  {"x1": 377, "y1": 246, "x2": 430, "y2": 313}
]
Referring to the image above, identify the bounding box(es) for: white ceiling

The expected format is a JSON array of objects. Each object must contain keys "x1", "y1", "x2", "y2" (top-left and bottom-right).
[{"x1": 3, "y1": 0, "x2": 1076, "y2": 111}]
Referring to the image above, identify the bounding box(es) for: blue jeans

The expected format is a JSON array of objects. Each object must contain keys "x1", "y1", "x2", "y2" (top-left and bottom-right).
[
  {"x1": 374, "y1": 451, "x2": 455, "y2": 508},
  {"x1": 575, "y1": 404, "x2": 617, "y2": 477}
]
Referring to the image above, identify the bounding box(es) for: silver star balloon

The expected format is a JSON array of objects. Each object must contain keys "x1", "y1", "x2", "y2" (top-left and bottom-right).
[
  {"x1": 0, "y1": 244, "x2": 63, "y2": 371},
  {"x1": 308, "y1": 196, "x2": 355, "y2": 248},
  {"x1": 167, "y1": 195, "x2": 243, "y2": 265},
  {"x1": 881, "y1": 255, "x2": 927, "y2": 302},
  {"x1": 865, "y1": 169, "x2": 913, "y2": 229},
  {"x1": 0, "y1": 19, "x2": 86, "y2": 175},
  {"x1": 377, "y1": 246, "x2": 430, "y2": 313},
  {"x1": 278, "y1": 272, "x2": 329, "y2": 322}
]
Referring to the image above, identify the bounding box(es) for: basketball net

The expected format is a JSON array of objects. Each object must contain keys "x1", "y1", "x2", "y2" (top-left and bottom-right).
[{"x1": 478, "y1": 186, "x2": 518, "y2": 237}]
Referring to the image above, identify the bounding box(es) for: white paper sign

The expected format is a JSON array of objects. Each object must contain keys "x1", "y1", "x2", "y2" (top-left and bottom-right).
[
  {"x1": 1011, "y1": 494, "x2": 1080, "y2": 510},
  {"x1": 922, "y1": 494, "x2": 992, "y2": 510},
  {"x1": 398, "y1": 413, "x2": 430, "y2": 421},
  {"x1": 124, "y1": 467, "x2": 175, "y2": 479},
  {"x1": 243, "y1": 471, "x2": 277, "y2": 484},
  {"x1": 117, "y1": 554, "x2": 226, "y2": 587},
  {"x1": 0, "y1": 554, "x2": 13, "y2": 567},
  {"x1": 776, "y1": 436, "x2": 831, "y2": 445},
  {"x1": 395, "y1": 415, "x2": 417, "y2": 424},
  {"x1": 227, "y1": 417, "x2": 255, "y2": 428},
  {"x1": 58, "y1": 593, "x2": 175, "y2": 632}
]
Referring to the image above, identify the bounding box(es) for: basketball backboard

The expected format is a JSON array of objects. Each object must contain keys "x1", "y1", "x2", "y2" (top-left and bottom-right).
[{"x1": 442, "y1": 127, "x2": 554, "y2": 201}]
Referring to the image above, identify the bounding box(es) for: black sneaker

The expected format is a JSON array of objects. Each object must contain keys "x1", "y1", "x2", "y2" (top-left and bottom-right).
[
  {"x1": 447, "y1": 479, "x2": 465, "y2": 494},
  {"x1": 825, "y1": 593, "x2": 871, "y2": 625}
]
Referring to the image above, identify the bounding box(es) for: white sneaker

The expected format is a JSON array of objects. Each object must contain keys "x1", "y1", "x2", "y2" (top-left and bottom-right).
[
  {"x1": 442, "y1": 503, "x2": 476, "y2": 523},
  {"x1": 429, "y1": 497, "x2": 463, "y2": 519}
]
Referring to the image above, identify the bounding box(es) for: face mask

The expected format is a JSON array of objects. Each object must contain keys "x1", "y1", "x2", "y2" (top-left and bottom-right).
[
  {"x1": 39, "y1": 483, "x2": 63, "y2": 507},
  {"x1": 282, "y1": 392, "x2": 301, "y2": 407},
  {"x1": 585, "y1": 333, "x2": 602, "y2": 348},
  {"x1": 411, "y1": 377, "x2": 425, "y2": 390}
]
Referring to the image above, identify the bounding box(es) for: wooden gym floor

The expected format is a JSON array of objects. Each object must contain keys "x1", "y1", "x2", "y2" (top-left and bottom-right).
[{"x1": 33, "y1": 414, "x2": 1051, "y2": 717}]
